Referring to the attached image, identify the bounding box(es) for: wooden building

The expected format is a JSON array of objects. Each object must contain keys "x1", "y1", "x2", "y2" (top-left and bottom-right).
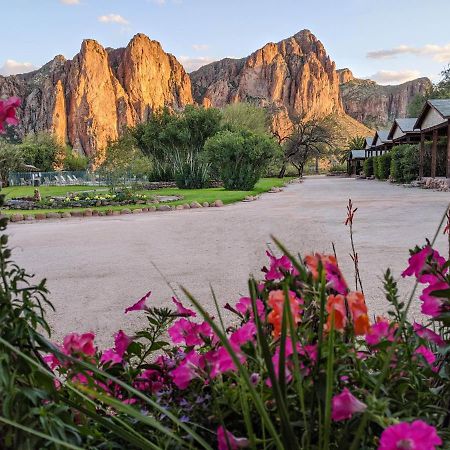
[
  {"x1": 347, "y1": 150, "x2": 366, "y2": 175},
  {"x1": 366, "y1": 130, "x2": 392, "y2": 157},
  {"x1": 414, "y1": 99, "x2": 450, "y2": 178},
  {"x1": 387, "y1": 118, "x2": 420, "y2": 145}
]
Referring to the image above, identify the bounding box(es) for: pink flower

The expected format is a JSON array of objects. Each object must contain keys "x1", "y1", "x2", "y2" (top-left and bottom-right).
[
  {"x1": 402, "y1": 246, "x2": 446, "y2": 283},
  {"x1": 0, "y1": 97, "x2": 20, "y2": 133},
  {"x1": 170, "y1": 351, "x2": 205, "y2": 389},
  {"x1": 168, "y1": 319, "x2": 213, "y2": 347},
  {"x1": 217, "y1": 426, "x2": 249, "y2": 450},
  {"x1": 378, "y1": 420, "x2": 442, "y2": 450},
  {"x1": 365, "y1": 317, "x2": 396, "y2": 346},
  {"x1": 325, "y1": 261, "x2": 348, "y2": 295},
  {"x1": 331, "y1": 388, "x2": 367, "y2": 421},
  {"x1": 125, "y1": 291, "x2": 151, "y2": 313},
  {"x1": 415, "y1": 345, "x2": 437, "y2": 371},
  {"x1": 264, "y1": 251, "x2": 295, "y2": 281},
  {"x1": 63, "y1": 332, "x2": 96, "y2": 357},
  {"x1": 43, "y1": 353, "x2": 61, "y2": 370},
  {"x1": 229, "y1": 321, "x2": 256, "y2": 347},
  {"x1": 100, "y1": 330, "x2": 132, "y2": 365},
  {"x1": 235, "y1": 297, "x2": 265, "y2": 319},
  {"x1": 413, "y1": 322, "x2": 445, "y2": 347},
  {"x1": 172, "y1": 296, "x2": 196, "y2": 317},
  {"x1": 420, "y1": 282, "x2": 447, "y2": 317}
]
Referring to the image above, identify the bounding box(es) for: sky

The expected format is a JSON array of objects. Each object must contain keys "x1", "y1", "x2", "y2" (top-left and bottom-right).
[{"x1": 2, "y1": 0, "x2": 450, "y2": 85}]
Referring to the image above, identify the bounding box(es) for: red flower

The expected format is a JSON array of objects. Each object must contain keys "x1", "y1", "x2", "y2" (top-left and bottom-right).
[{"x1": 0, "y1": 96, "x2": 20, "y2": 133}]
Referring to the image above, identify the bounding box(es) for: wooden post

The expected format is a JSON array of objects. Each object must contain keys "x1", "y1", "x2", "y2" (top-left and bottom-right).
[
  {"x1": 447, "y1": 120, "x2": 450, "y2": 178},
  {"x1": 431, "y1": 129, "x2": 438, "y2": 178},
  {"x1": 419, "y1": 133, "x2": 425, "y2": 178}
]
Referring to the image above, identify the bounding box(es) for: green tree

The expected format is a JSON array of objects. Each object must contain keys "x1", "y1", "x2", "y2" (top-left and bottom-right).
[
  {"x1": 19, "y1": 133, "x2": 62, "y2": 171},
  {"x1": 204, "y1": 129, "x2": 281, "y2": 190},
  {"x1": 62, "y1": 149, "x2": 89, "y2": 171},
  {"x1": 347, "y1": 136, "x2": 366, "y2": 150},
  {"x1": 0, "y1": 140, "x2": 24, "y2": 186},
  {"x1": 221, "y1": 102, "x2": 269, "y2": 134}
]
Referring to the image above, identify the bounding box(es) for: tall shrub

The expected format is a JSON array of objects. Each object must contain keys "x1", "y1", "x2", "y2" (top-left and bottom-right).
[
  {"x1": 363, "y1": 156, "x2": 374, "y2": 177},
  {"x1": 375, "y1": 153, "x2": 391, "y2": 180},
  {"x1": 204, "y1": 129, "x2": 281, "y2": 190}
]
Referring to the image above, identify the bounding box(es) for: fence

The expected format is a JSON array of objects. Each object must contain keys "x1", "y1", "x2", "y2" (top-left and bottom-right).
[{"x1": 8, "y1": 170, "x2": 151, "y2": 187}]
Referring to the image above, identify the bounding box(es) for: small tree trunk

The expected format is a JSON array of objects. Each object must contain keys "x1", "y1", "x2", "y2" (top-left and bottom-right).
[
  {"x1": 278, "y1": 162, "x2": 287, "y2": 178},
  {"x1": 315, "y1": 156, "x2": 319, "y2": 174}
]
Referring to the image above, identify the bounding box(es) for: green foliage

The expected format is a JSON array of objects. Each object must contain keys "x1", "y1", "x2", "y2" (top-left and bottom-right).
[
  {"x1": 19, "y1": 133, "x2": 62, "y2": 171},
  {"x1": 363, "y1": 156, "x2": 374, "y2": 177},
  {"x1": 328, "y1": 164, "x2": 347, "y2": 173},
  {"x1": 204, "y1": 129, "x2": 281, "y2": 190},
  {"x1": 221, "y1": 102, "x2": 269, "y2": 134},
  {"x1": 347, "y1": 136, "x2": 366, "y2": 150},
  {"x1": 389, "y1": 144, "x2": 420, "y2": 182},
  {"x1": 374, "y1": 153, "x2": 391, "y2": 180},
  {"x1": 134, "y1": 106, "x2": 222, "y2": 187},
  {"x1": 62, "y1": 148, "x2": 89, "y2": 171},
  {"x1": 100, "y1": 132, "x2": 153, "y2": 188},
  {"x1": 172, "y1": 150, "x2": 211, "y2": 189},
  {"x1": 0, "y1": 140, "x2": 24, "y2": 186}
]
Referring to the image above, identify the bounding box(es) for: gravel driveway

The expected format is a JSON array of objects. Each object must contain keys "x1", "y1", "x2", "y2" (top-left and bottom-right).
[{"x1": 7, "y1": 176, "x2": 450, "y2": 347}]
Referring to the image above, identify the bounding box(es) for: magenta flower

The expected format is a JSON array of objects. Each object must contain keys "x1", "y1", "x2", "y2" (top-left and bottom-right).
[
  {"x1": 172, "y1": 296, "x2": 196, "y2": 317},
  {"x1": 415, "y1": 345, "x2": 437, "y2": 371},
  {"x1": 264, "y1": 251, "x2": 295, "y2": 281},
  {"x1": 365, "y1": 317, "x2": 396, "y2": 346},
  {"x1": 230, "y1": 321, "x2": 257, "y2": 347},
  {"x1": 325, "y1": 261, "x2": 348, "y2": 295},
  {"x1": 378, "y1": 420, "x2": 442, "y2": 450},
  {"x1": 413, "y1": 322, "x2": 445, "y2": 347},
  {"x1": 168, "y1": 319, "x2": 213, "y2": 347},
  {"x1": 170, "y1": 351, "x2": 205, "y2": 389},
  {"x1": 420, "y1": 282, "x2": 447, "y2": 317},
  {"x1": 125, "y1": 291, "x2": 151, "y2": 313},
  {"x1": 63, "y1": 332, "x2": 96, "y2": 357},
  {"x1": 331, "y1": 388, "x2": 367, "y2": 421},
  {"x1": 43, "y1": 353, "x2": 61, "y2": 370},
  {"x1": 101, "y1": 330, "x2": 132, "y2": 365},
  {"x1": 402, "y1": 246, "x2": 446, "y2": 283},
  {"x1": 235, "y1": 297, "x2": 265, "y2": 319},
  {"x1": 0, "y1": 96, "x2": 20, "y2": 133},
  {"x1": 217, "y1": 426, "x2": 249, "y2": 450}
]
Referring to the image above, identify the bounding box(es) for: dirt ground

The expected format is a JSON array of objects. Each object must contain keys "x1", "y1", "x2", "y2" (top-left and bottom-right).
[{"x1": 8, "y1": 176, "x2": 450, "y2": 347}]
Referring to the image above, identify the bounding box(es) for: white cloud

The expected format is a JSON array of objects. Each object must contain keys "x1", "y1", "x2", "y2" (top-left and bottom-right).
[
  {"x1": 192, "y1": 44, "x2": 209, "y2": 52},
  {"x1": 60, "y1": 0, "x2": 80, "y2": 4},
  {"x1": 367, "y1": 44, "x2": 450, "y2": 62},
  {"x1": 0, "y1": 59, "x2": 36, "y2": 76},
  {"x1": 178, "y1": 56, "x2": 216, "y2": 72},
  {"x1": 369, "y1": 70, "x2": 421, "y2": 85},
  {"x1": 98, "y1": 14, "x2": 129, "y2": 25}
]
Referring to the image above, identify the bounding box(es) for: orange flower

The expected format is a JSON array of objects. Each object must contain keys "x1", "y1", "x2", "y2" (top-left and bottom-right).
[
  {"x1": 325, "y1": 294, "x2": 347, "y2": 332},
  {"x1": 305, "y1": 254, "x2": 338, "y2": 280},
  {"x1": 267, "y1": 290, "x2": 302, "y2": 338},
  {"x1": 347, "y1": 292, "x2": 370, "y2": 335}
]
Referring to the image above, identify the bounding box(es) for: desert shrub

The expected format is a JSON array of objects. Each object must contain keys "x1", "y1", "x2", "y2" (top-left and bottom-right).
[
  {"x1": 401, "y1": 145, "x2": 420, "y2": 182},
  {"x1": 363, "y1": 156, "x2": 374, "y2": 177},
  {"x1": 19, "y1": 132, "x2": 62, "y2": 171},
  {"x1": 172, "y1": 150, "x2": 211, "y2": 189},
  {"x1": 328, "y1": 163, "x2": 347, "y2": 173},
  {"x1": 374, "y1": 153, "x2": 391, "y2": 180},
  {"x1": 221, "y1": 102, "x2": 269, "y2": 134},
  {"x1": 204, "y1": 129, "x2": 281, "y2": 190},
  {"x1": 62, "y1": 148, "x2": 89, "y2": 171},
  {"x1": 389, "y1": 146, "x2": 405, "y2": 181},
  {"x1": 0, "y1": 139, "x2": 24, "y2": 186}
]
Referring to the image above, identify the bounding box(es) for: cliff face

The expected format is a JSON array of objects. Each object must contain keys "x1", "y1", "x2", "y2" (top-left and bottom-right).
[
  {"x1": 191, "y1": 30, "x2": 343, "y2": 123},
  {"x1": 339, "y1": 75, "x2": 432, "y2": 128},
  {"x1": 0, "y1": 34, "x2": 192, "y2": 162}
]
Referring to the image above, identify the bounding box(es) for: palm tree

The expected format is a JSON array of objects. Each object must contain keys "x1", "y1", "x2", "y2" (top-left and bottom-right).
[{"x1": 347, "y1": 136, "x2": 366, "y2": 150}]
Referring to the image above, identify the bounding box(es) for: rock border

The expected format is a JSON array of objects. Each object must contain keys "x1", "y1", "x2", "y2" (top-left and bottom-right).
[{"x1": 5, "y1": 180, "x2": 296, "y2": 224}]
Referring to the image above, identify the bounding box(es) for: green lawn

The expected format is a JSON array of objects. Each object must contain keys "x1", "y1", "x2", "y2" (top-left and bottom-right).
[{"x1": 1, "y1": 178, "x2": 293, "y2": 216}]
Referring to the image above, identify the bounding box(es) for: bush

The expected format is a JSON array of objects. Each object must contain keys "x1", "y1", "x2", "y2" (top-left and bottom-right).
[
  {"x1": 62, "y1": 148, "x2": 89, "y2": 171},
  {"x1": 2, "y1": 201, "x2": 450, "y2": 448},
  {"x1": 363, "y1": 156, "x2": 374, "y2": 177},
  {"x1": 19, "y1": 132, "x2": 62, "y2": 171},
  {"x1": 172, "y1": 150, "x2": 211, "y2": 189},
  {"x1": 204, "y1": 129, "x2": 281, "y2": 190},
  {"x1": 389, "y1": 146, "x2": 405, "y2": 182},
  {"x1": 374, "y1": 153, "x2": 391, "y2": 180},
  {"x1": 0, "y1": 139, "x2": 24, "y2": 186},
  {"x1": 389, "y1": 144, "x2": 420, "y2": 183}
]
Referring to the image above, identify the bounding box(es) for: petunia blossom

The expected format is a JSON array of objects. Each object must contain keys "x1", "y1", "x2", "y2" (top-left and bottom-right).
[
  {"x1": 100, "y1": 330, "x2": 132, "y2": 365},
  {"x1": 0, "y1": 97, "x2": 21, "y2": 133},
  {"x1": 217, "y1": 426, "x2": 249, "y2": 450},
  {"x1": 170, "y1": 351, "x2": 205, "y2": 389},
  {"x1": 413, "y1": 322, "x2": 445, "y2": 347},
  {"x1": 378, "y1": 420, "x2": 442, "y2": 450},
  {"x1": 125, "y1": 291, "x2": 151, "y2": 313},
  {"x1": 402, "y1": 246, "x2": 446, "y2": 283},
  {"x1": 172, "y1": 296, "x2": 196, "y2": 317},
  {"x1": 331, "y1": 388, "x2": 367, "y2": 421},
  {"x1": 235, "y1": 296, "x2": 265, "y2": 319},
  {"x1": 63, "y1": 332, "x2": 96, "y2": 357},
  {"x1": 365, "y1": 317, "x2": 396, "y2": 346},
  {"x1": 420, "y1": 281, "x2": 447, "y2": 318},
  {"x1": 264, "y1": 251, "x2": 295, "y2": 281},
  {"x1": 168, "y1": 319, "x2": 213, "y2": 347},
  {"x1": 415, "y1": 345, "x2": 437, "y2": 371}
]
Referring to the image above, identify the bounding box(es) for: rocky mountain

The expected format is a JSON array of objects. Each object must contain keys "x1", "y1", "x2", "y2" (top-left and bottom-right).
[
  {"x1": 0, "y1": 34, "x2": 192, "y2": 162},
  {"x1": 337, "y1": 68, "x2": 432, "y2": 128}
]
